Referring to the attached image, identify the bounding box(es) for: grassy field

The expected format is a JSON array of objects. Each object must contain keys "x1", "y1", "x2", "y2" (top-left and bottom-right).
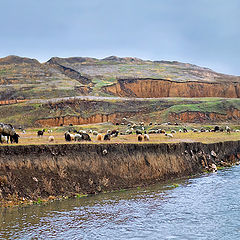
[{"x1": 3, "y1": 123, "x2": 240, "y2": 146}]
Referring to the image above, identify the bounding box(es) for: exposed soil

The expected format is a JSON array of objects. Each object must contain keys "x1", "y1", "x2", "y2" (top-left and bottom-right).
[{"x1": 0, "y1": 141, "x2": 239, "y2": 207}]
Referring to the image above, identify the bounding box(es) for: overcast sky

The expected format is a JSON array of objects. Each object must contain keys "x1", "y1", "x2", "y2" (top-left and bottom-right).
[{"x1": 0, "y1": 0, "x2": 239, "y2": 75}]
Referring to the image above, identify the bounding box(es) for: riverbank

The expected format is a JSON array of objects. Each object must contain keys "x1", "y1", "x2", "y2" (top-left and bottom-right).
[{"x1": 0, "y1": 141, "x2": 239, "y2": 207}]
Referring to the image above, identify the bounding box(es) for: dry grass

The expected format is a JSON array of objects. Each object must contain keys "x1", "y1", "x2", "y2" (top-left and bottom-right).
[{"x1": 2, "y1": 128, "x2": 239, "y2": 146}]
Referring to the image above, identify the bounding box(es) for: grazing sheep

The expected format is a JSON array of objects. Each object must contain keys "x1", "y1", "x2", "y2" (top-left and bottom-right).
[
  {"x1": 81, "y1": 133, "x2": 91, "y2": 141},
  {"x1": 165, "y1": 133, "x2": 173, "y2": 138},
  {"x1": 10, "y1": 133, "x2": 20, "y2": 144},
  {"x1": 48, "y1": 136, "x2": 55, "y2": 142},
  {"x1": 0, "y1": 135, "x2": 8, "y2": 144},
  {"x1": 89, "y1": 129, "x2": 93, "y2": 134},
  {"x1": 171, "y1": 130, "x2": 176, "y2": 134},
  {"x1": 179, "y1": 129, "x2": 183, "y2": 133},
  {"x1": 136, "y1": 129, "x2": 142, "y2": 135},
  {"x1": 193, "y1": 129, "x2": 198, "y2": 132},
  {"x1": 64, "y1": 131, "x2": 71, "y2": 141},
  {"x1": 74, "y1": 134, "x2": 82, "y2": 141},
  {"x1": 214, "y1": 126, "x2": 220, "y2": 132},
  {"x1": 183, "y1": 128, "x2": 188, "y2": 133},
  {"x1": 126, "y1": 129, "x2": 132, "y2": 135},
  {"x1": 97, "y1": 134, "x2": 103, "y2": 141},
  {"x1": 160, "y1": 129, "x2": 166, "y2": 134},
  {"x1": 236, "y1": 129, "x2": 240, "y2": 132},
  {"x1": 47, "y1": 129, "x2": 53, "y2": 133},
  {"x1": 92, "y1": 131, "x2": 98, "y2": 136},
  {"x1": 104, "y1": 133, "x2": 111, "y2": 141},
  {"x1": 144, "y1": 134, "x2": 150, "y2": 141},
  {"x1": 226, "y1": 126, "x2": 231, "y2": 134},
  {"x1": 148, "y1": 130, "x2": 155, "y2": 134},
  {"x1": 138, "y1": 134, "x2": 143, "y2": 142},
  {"x1": 107, "y1": 130, "x2": 111, "y2": 134},
  {"x1": 37, "y1": 129, "x2": 45, "y2": 137},
  {"x1": 111, "y1": 130, "x2": 119, "y2": 137}
]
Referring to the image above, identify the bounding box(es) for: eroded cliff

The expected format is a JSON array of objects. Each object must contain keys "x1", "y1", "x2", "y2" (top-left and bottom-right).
[
  {"x1": 0, "y1": 141, "x2": 239, "y2": 205},
  {"x1": 103, "y1": 79, "x2": 240, "y2": 98}
]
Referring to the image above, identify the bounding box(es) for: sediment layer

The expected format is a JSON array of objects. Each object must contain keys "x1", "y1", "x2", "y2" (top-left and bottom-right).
[
  {"x1": 103, "y1": 79, "x2": 240, "y2": 98},
  {"x1": 168, "y1": 109, "x2": 240, "y2": 123},
  {"x1": 0, "y1": 141, "x2": 239, "y2": 205}
]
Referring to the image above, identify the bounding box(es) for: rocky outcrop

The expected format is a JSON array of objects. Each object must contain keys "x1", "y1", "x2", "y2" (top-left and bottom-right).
[
  {"x1": 0, "y1": 141, "x2": 239, "y2": 205},
  {"x1": 168, "y1": 109, "x2": 240, "y2": 123},
  {"x1": 47, "y1": 57, "x2": 92, "y2": 85},
  {"x1": 103, "y1": 78, "x2": 240, "y2": 98}
]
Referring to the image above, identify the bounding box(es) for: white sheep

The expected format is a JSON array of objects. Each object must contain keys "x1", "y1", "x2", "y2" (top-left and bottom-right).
[
  {"x1": 144, "y1": 134, "x2": 150, "y2": 141},
  {"x1": 74, "y1": 134, "x2": 82, "y2": 141},
  {"x1": 0, "y1": 135, "x2": 8, "y2": 143},
  {"x1": 165, "y1": 133, "x2": 173, "y2": 138},
  {"x1": 92, "y1": 131, "x2": 98, "y2": 136},
  {"x1": 48, "y1": 136, "x2": 55, "y2": 142}
]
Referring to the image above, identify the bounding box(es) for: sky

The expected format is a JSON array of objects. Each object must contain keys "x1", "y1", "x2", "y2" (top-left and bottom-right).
[{"x1": 0, "y1": 0, "x2": 240, "y2": 75}]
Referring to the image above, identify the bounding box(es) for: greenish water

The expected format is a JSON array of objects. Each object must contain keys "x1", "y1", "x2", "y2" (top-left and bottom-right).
[{"x1": 1, "y1": 166, "x2": 240, "y2": 239}]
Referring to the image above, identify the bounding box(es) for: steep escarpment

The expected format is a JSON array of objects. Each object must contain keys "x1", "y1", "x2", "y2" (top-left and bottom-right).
[
  {"x1": 168, "y1": 109, "x2": 240, "y2": 123},
  {"x1": 0, "y1": 141, "x2": 239, "y2": 205},
  {"x1": 35, "y1": 112, "x2": 128, "y2": 126},
  {"x1": 103, "y1": 79, "x2": 240, "y2": 98}
]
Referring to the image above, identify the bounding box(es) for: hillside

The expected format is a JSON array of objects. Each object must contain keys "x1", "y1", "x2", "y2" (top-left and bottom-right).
[
  {"x1": 0, "y1": 55, "x2": 240, "y2": 100},
  {"x1": 0, "y1": 97, "x2": 239, "y2": 127}
]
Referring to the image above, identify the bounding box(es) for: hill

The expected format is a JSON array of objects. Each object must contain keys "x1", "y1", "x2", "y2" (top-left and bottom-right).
[{"x1": 0, "y1": 55, "x2": 240, "y2": 100}]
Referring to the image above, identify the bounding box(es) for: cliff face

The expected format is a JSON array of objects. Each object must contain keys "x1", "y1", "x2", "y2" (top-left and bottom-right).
[
  {"x1": 168, "y1": 109, "x2": 240, "y2": 123},
  {"x1": 35, "y1": 113, "x2": 126, "y2": 126},
  {"x1": 0, "y1": 141, "x2": 239, "y2": 204},
  {"x1": 103, "y1": 79, "x2": 240, "y2": 98}
]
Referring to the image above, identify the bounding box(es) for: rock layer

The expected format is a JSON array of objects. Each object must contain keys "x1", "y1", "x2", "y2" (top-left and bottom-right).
[{"x1": 103, "y1": 79, "x2": 240, "y2": 98}]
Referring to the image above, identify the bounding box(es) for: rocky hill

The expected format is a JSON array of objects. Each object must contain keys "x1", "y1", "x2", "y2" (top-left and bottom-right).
[{"x1": 0, "y1": 55, "x2": 240, "y2": 100}]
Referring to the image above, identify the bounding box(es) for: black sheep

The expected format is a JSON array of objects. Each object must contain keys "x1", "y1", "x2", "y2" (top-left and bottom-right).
[{"x1": 104, "y1": 133, "x2": 111, "y2": 141}]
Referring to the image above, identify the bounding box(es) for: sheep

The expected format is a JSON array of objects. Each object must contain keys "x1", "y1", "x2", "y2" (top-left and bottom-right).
[
  {"x1": 226, "y1": 126, "x2": 231, "y2": 134},
  {"x1": 183, "y1": 128, "x2": 188, "y2": 133},
  {"x1": 104, "y1": 133, "x2": 111, "y2": 141},
  {"x1": 111, "y1": 130, "x2": 119, "y2": 137},
  {"x1": 74, "y1": 134, "x2": 82, "y2": 141},
  {"x1": 64, "y1": 131, "x2": 71, "y2": 141},
  {"x1": 107, "y1": 130, "x2": 111, "y2": 134},
  {"x1": 92, "y1": 131, "x2": 98, "y2": 136},
  {"x1": 10, "y1": 133, "x2": 20, "y2": 144},
  {"x1": 81, "y1": 133, "x2": 91, "y2": 141},
  {"x1": 236, "y1": 129, "x2": 240, "y2": 132},
  {"x1": 47, "y1": 129, "x2": 53, "y2": 133},
  {"x1": 148, "y1": 130, "x2": 155, "y2": 134},
  {"x1": 37, "y1": 129, "x2": 45, "y2": 137},
  {"x1": 138, "y1": 134, "x2": 143, "y2": 142},
  {"x1": 97, "y1": 134, "x2": 103, "y2": 141},
  {"x1": 0, "y1": 135, "x2": 8, "y2": 144},
  {"x1": 48, "y1": 136, "x2": 55, "y2": 142},
  {"x1": 136, "y1": 129, "x2": 142, "y2": 135},
  {"x1": 144, "y1": 134, "x2": 150, "y2": 141},
  {"x1": 165, "y1": 133, "x2": 173, "y2": 138},
  {"x1": 126, "y1": 129, "x2": 132, "y2": 135},
  {"x1": 179, "y1": 129, "x2": 183, "y2": 133},
  {"x1": 171, "y1": 130, "x2": 176, "y2": 134},
  {"x1": 193, "y1": 129, "x2": 198, "y2": 132}
]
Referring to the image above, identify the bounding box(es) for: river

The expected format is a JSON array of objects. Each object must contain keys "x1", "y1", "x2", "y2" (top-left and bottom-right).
[{"x1": 1, "y1": 166, "x2": 240, "y2": 240}]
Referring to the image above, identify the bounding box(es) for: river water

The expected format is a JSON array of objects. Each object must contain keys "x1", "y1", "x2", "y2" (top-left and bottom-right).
[{"x1": 1, "y1": 166, "x2": 240, "y2": 240}]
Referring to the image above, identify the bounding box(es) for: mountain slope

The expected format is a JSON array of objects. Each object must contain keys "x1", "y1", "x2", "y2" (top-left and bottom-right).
[{"x1": 0, "y1": 55, "x2": 240, "y2": 100}]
